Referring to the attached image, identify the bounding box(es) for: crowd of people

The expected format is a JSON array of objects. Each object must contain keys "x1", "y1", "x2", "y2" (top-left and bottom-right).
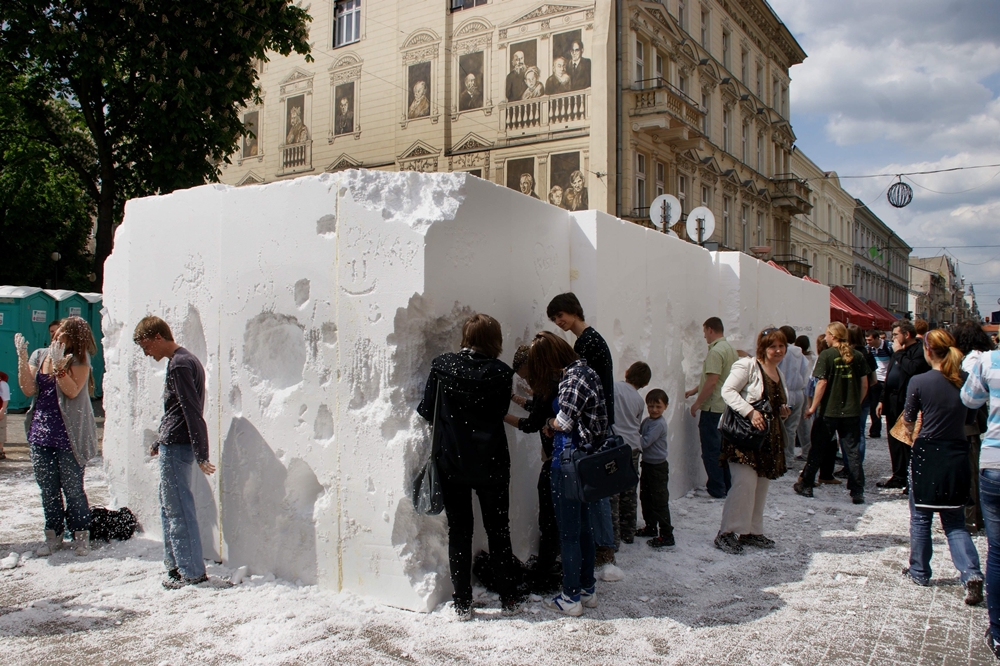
[
  {"x1": 416, "y1": 296, "x2": 1000, "y2": 650},
  {"x1": 8, "y1": 299, "x2": 1000, "y2": 654}
]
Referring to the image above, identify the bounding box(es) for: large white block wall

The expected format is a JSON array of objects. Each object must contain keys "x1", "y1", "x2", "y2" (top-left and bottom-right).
[{"x1": 101, "y1": 170, "x2": 829, "y2": 612}]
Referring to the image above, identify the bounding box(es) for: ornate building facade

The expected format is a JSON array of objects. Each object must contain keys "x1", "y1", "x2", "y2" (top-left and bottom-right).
[
  {"x1": 219, "y1": 0, "x2": 806, "y2": 256},
  {"x1": 853, "y1": 200, "x2": 910, "y2": 319}
]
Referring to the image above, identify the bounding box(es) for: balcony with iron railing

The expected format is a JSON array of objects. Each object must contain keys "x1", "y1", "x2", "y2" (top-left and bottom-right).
[
  {"x1": 769, "y1": 175, "x2": 813, "y2": 215},
  {"x1": 278, "y1": 140, "x2": 313, "y2": 176},
  {"x1": 499, "y1": 90, "x2": 590, "y2": 142},
  {"x1": 771, "y1": 253, "x2": 812, "y2": 278}
]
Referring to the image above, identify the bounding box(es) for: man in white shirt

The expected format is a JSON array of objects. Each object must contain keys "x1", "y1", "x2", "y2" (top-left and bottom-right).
[{"x1": 778, "y1": 326, "x2": 808, "y2": 460}]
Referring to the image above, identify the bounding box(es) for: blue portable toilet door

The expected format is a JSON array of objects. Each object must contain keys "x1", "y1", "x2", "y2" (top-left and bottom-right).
[{"x1": 0, "y1": 299, "x2": 19, "y2": 408}]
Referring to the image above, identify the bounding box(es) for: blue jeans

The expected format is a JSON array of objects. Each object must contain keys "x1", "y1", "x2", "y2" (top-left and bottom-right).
[
  {"x1": 699, "y1": 410, "x2": 731, "y2": 497},
  {"x1": 840, "y1": 406, "x2": 869, "y2": 466},
  {"x1": 980, "y1": 469, "x2": 1000, "y2": 643},
  {"x1": 31, "y1": 445, "x2": 91, "y2": 533},
  {"x1": 551, "y1": 466, "x2": 596, "y2": 598},
  {"x1": 589, "y1": 497, "x2": 614, "y2": 549},
  {"x1": 159, "y1": 443, "x2": 206, "y2": 579},
  {"x1": 908, "y1": 489, "x2": 983, "y2": 585}
]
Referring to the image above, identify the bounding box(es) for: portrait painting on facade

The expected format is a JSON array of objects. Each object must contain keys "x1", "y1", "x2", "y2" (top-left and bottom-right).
[
  {"x1": 334, "y1": 82, "x2": 355, "y2": 136},
  {"x1": 285, "y1": 95, "x2": 309, "y2": 144},
  {"x1": 551, "y1": 152, "x2": 587, "y2": 210},
  {"x1": 407, "y1": 61, "x2": 431, "y2": 119},
  {"x1": 506, "y1": 40, "x2": 537, "y2": 102},
  {"x1": 458, "y1": 51, "x2": 484, "y2": 112},
  {"x1": 506, "y1": 157, "x2": 538, "y2": 199},
  {"x1": 553, "y1": 29, "x2": 591, "y2": 91},
  {"x1": 242, "y1": 110, "x2": 259, "y2": 157}
]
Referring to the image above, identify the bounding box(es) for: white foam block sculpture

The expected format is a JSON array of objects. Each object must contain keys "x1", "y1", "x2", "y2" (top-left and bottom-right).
[{"x1": 101, "y1": 170, "x2": 829, "y2": 611}]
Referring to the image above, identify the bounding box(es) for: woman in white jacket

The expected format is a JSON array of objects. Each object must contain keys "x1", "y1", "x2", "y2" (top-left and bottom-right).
[{"x1": 714, "y1": 327, "x2": 792, "y2": 555}]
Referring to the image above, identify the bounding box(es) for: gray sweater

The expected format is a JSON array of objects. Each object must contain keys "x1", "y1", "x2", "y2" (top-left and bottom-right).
[{"x1": 640, "y1": 415, "x2": 668, "y2": 464}]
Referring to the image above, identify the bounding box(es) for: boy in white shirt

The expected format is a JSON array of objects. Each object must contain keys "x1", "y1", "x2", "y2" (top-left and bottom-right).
[{"x1": 612, "y1": 362, "x2": 651, "y2": 545}]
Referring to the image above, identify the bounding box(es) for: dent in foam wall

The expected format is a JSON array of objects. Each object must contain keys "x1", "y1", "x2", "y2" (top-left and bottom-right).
[{"x1": 101, "y1": 170, "x2": 829, "y2": 611}]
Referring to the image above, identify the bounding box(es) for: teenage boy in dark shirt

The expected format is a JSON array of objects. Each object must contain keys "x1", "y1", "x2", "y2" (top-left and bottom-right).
[
  {"x1": 547, "y1": 293, "x2": 616, "y2": 564},
  {"x1": 134, "y1": 316, "x2": 216, "y2": 588}
]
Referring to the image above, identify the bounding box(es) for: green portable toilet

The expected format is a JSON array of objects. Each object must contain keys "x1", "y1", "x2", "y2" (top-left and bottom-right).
[
  {"x1": 79, "y1": 292, "x2": 104, "y2": 398},
  {"x1": 45, "y1": 289, "x2": 90, "y2": 321},
  {"x1": 0, "y1": 286, "x2": 56, "y2": 410}
]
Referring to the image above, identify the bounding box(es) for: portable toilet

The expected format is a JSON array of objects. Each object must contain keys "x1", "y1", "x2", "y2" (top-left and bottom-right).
[
  {"x1": 0, "y1": 286, "x2": 57, "y2": 410},
  {"x1": 79, "y1": 292, "x2": 104, "y2": 398},
  {"x1": 45, "y1": 289, "x2": 90, "y2": 321}
]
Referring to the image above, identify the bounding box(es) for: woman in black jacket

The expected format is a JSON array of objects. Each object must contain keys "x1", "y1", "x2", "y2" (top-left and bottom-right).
[{"x1": 417, "y1": 314, "x2": 518, "y2": 619}]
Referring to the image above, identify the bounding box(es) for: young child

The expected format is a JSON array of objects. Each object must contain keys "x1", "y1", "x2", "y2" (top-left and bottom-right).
[
  {"x1": 612, "y1": 362, "x2": 651, "y2": 544},
  {"x1": 637, "y1": 389, "x2": 674, "y2": 548}
]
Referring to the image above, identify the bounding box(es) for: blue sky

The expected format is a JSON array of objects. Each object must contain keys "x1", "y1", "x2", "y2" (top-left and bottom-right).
[{"x1": 770, "y1": 0, "x2": 1000, "y2": 317}]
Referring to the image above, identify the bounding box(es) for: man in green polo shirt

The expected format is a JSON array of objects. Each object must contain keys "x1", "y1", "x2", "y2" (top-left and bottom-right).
[{"x1": 685, "y1": 317, "x2": 738, "y2": 498}]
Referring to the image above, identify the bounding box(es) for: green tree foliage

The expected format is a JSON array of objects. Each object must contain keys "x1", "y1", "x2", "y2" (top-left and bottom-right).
[
  {"x1": 0, "y1": 77, "x2": 96, "y2": 291},
  {"x1": 0, "y1": 0, "x2": 312, "y2": 287}
]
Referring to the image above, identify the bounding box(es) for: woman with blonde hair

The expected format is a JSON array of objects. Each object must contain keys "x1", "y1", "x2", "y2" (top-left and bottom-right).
[
  {"x1": 714, "y1": 327, "x2": 792, "y2": 555},
  {"x1": 795, "y1": 322, "x2": 871, "y2": 504},
  {"x1": 902, "y1": 329, "x2": 984, "y2": 604},
  {"x1": 14, "y1": 316, "x2": 99, "y2": 556}
]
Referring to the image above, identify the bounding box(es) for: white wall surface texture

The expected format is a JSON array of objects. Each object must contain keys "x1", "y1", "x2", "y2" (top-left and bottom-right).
[{"x1": 101, "y1": 171, "x2": 829, "y2": 612}]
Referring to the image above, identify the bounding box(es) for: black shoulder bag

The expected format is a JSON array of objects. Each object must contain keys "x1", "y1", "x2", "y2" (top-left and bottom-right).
[
  {"x1": 412, "y1": 379, "x2": 445, "y2": 515},
  {"x1": 718, "y1": 362, "x2": 773, "y2": 452}
]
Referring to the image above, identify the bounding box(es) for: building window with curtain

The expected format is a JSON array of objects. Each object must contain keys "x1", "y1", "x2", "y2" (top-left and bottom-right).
[
  {"x1": 334, "y1": 0, "x2": 361, "y2": 48},
  {"x1": 655, "y1": 161, "x2": 665, "y2": 197},
  {"x1": 722, "y1": 31, "x2": 730, "y2": 69},
  {"x1": 701, "y1": 10, "x2": 709, "y2": 48},
  {"x1": 635, "y1": 153, "x2": 646, "y2": 211},
  {"x1": 678, "y1": 174, "x2": 687, "y2": 212},
  {"x1": 722, "y1": 109, "x2": 730, "y2": 152},
  {"x1": 723, "y1": 196, "x2": 731, "y2": 247},
  {"x1": 636, "y1": 40, "x2": 644, "y2": 86}
]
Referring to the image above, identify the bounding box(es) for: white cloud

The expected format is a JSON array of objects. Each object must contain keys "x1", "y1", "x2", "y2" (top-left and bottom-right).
[{"x1": 769, "y1": 0, "x2": 1000, "y2": 311}]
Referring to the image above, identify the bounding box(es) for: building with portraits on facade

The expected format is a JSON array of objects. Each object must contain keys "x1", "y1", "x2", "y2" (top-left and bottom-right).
[{"x1": 219, "y1": 0, "x2": 809, "y2": 261}]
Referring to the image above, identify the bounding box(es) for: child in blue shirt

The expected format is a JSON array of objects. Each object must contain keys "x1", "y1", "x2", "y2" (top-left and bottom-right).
[{"x1": 638, "y1": 389, "x2": 674, "y2": 548}]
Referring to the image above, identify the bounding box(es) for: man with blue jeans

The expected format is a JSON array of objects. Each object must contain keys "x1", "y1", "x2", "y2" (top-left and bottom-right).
[
  {"x1": 134, "y1": 316, "x2": 216, "y2": 589},
  {"x1": 961, "y1": 349, "x2": 1000, "y2": 658},
  {"x1": 685, "y1": 317, "x2": 737, "y2": 498}
]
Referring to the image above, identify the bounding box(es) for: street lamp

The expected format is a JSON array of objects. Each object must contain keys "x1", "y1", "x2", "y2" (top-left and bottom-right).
[{"x1": 51, "y1": 251, "x2": 61, "y2": 289}]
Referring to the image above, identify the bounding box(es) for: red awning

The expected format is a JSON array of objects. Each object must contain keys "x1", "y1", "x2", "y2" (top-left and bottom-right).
[
  {"x1": 829, "y1": 290, "x2": 860, "y2": 324},
  {"x1": 830, "y1": 286, "x2": 893, "y2": 329},
  {"x1": 865, "y1": 300, "x2": 898, "y2": 330},
  {"x1": 803, "y1": 275, "x2": 822, "y2": 284},
  {"x1": 767, "y1": 260, "x2": 793, "y2": 275}
]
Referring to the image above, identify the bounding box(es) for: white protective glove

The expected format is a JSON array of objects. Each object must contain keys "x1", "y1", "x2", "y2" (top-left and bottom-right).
[
  {"x1": 14, "y1": 333, "x2": 28, "y2": 359},
  {"x1": 50, "y1": 340, "x2": 74, "y2": 373}
]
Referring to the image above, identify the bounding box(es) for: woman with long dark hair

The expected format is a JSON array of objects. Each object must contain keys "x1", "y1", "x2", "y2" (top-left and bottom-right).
[
  {"x1": 417, "y1": 314, "x2": 519, "y2": 619},
  {"x1": 15, "y1": 316, "x2": 99, "y2": 556},
  {"x1": 902, "y1": 329, "x2": 984, "y2": 604},
  {"x1": 527, "y1": 331, "x2": 608, "y2": 616},
  {"x1": 714, "y1": 327, "x2": 791, "y2": 554}
]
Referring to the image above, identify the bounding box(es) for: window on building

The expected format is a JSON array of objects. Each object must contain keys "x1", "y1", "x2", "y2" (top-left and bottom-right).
[
  {"x1": 636, "y1": 153, "x2": 646, "y2": 209},
  {"x1": 772, "y1": 77, "x2": 780, "y2": 109},
  {"x1": 678, "y1": 0, "x2": 686, "y2": 30},
  {"x1": 723, "y1": 196, "x2": 731, "y2": 246},
  {"x1": 828, "y1": 257, "x2": 833, "y2": 284},
  {"x1": 756, "y1": 132, "x2": 763, "y2": 172},
  {"x1": 636, "y1": 39, "x2": 645, "y2": 86},
  {"x1": 679, "y1": 73, "x2": 688, "y2": 94},
  {"x1": 756, "y1": 62, "x2": 763, "y2": 98},
  {"x1": 757, "y1": 212, "x2": 764, "y2": 245},
  {"x1": 655, "y1": 53, "x2": 664, "y2": 82},
  {"x1": 741, "y1": 204, "x2": 748, "y2": 250},
  {"x1": 722, "y1": 31, "x2": 730, "y2": 69},
  {"x1": 827, "y1": 204, "x2": 833, "y2": 235},
  {"x1": 781, "y1": 85, "x2": 788, "y2": 117},
  {"x1": 701, "y1": 184, "x2": 710, "y2": 208},
  {"x1": 741, "y1": 50, "x2": 748, "y2": 82},
  {"x1": 678, "y1": 174, "x2": 687, "y2": 212},
  {"x1": 655, "y1": 161, "x2": 665, "y2": 197},
  {"x1": 450, "y1": 0, "x2": 486, "y2": 10},
  {"x1": 741, "y1": 121, "x2": 748, "y2": 163},
  {"x1": 722, "y1": 108, "x2": 730, "y2": 151},
  {"x1": 700, "y1": 10, "x2": 709, "y2": 48},
  {"x1": 334, "y1": 0, "x2": 362, "y2": 47},
  {"x1": 812, "y1": 252, "x2": 818, "y2": 276}
]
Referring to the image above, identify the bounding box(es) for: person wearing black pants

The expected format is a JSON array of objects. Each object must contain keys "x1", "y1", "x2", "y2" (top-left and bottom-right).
[
  {"x1": 417, "y1": 314, "x2": 520, "y2": 619},
  {"x1": 876, "y1": 321, "x2": 930, "y2": 492}
]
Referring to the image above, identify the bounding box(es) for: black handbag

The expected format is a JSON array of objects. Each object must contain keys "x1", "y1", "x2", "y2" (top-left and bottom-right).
[
  {"x1": 718, "y1": 362, "x2": 774, "y2": 452},
  {"x1": 560, "y1": 429, "x2": 640, "y2": 503},
  {"x1": 412, "y1": 381, "x2": 445, "y2": 515}
]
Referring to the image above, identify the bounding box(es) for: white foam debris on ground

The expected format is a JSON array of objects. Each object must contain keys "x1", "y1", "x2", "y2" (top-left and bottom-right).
[
  {"x1": 0, "y1": 430, "x2": 994, "y2": 665},
  {"x1": 99, "y1": 169, "x2": 828, "y2": 611}
]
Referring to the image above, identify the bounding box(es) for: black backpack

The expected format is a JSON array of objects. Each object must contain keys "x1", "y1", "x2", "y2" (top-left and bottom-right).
[{"x1": 88, "y1": 507, "x2": 139, "y2": 542}]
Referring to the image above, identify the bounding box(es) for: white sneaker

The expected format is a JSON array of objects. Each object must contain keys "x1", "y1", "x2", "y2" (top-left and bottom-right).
[
  {"x1": 542, "y1": 592, "x2": 583, "y2": 616},
  {"x1": 580, "y1": 585, "x2": 598, "y2": 608},
  {"x1": 72, "y1": 531, "x2": 90, "y2": 556},
  {"x1": 36, "y1": 530, "x2": 63, "y2": 556}
]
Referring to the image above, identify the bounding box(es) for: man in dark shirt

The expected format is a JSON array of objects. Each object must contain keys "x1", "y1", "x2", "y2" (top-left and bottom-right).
[
  {"x1": 876, "y1": 320, "x2": 930, "y2": 491},
  {"x1": 547, "y1": 292, "x2": 617, "y2": 563},
  {"x1": 134, "y1": 316, "x2": 215, "y2": 588}
]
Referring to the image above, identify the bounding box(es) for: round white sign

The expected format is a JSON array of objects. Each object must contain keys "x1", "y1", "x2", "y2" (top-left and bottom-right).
[
  {"x1": 686, "y1": 206, "x2": 716, "y2": 244},
  {"x1": 648, "y1": 194, "x2": 682, "y2": 230}
]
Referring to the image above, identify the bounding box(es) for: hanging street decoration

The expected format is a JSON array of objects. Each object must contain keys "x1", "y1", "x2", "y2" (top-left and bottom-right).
[{"x1": 887, "y1": 178, "x2": 913, "y2": 208}]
